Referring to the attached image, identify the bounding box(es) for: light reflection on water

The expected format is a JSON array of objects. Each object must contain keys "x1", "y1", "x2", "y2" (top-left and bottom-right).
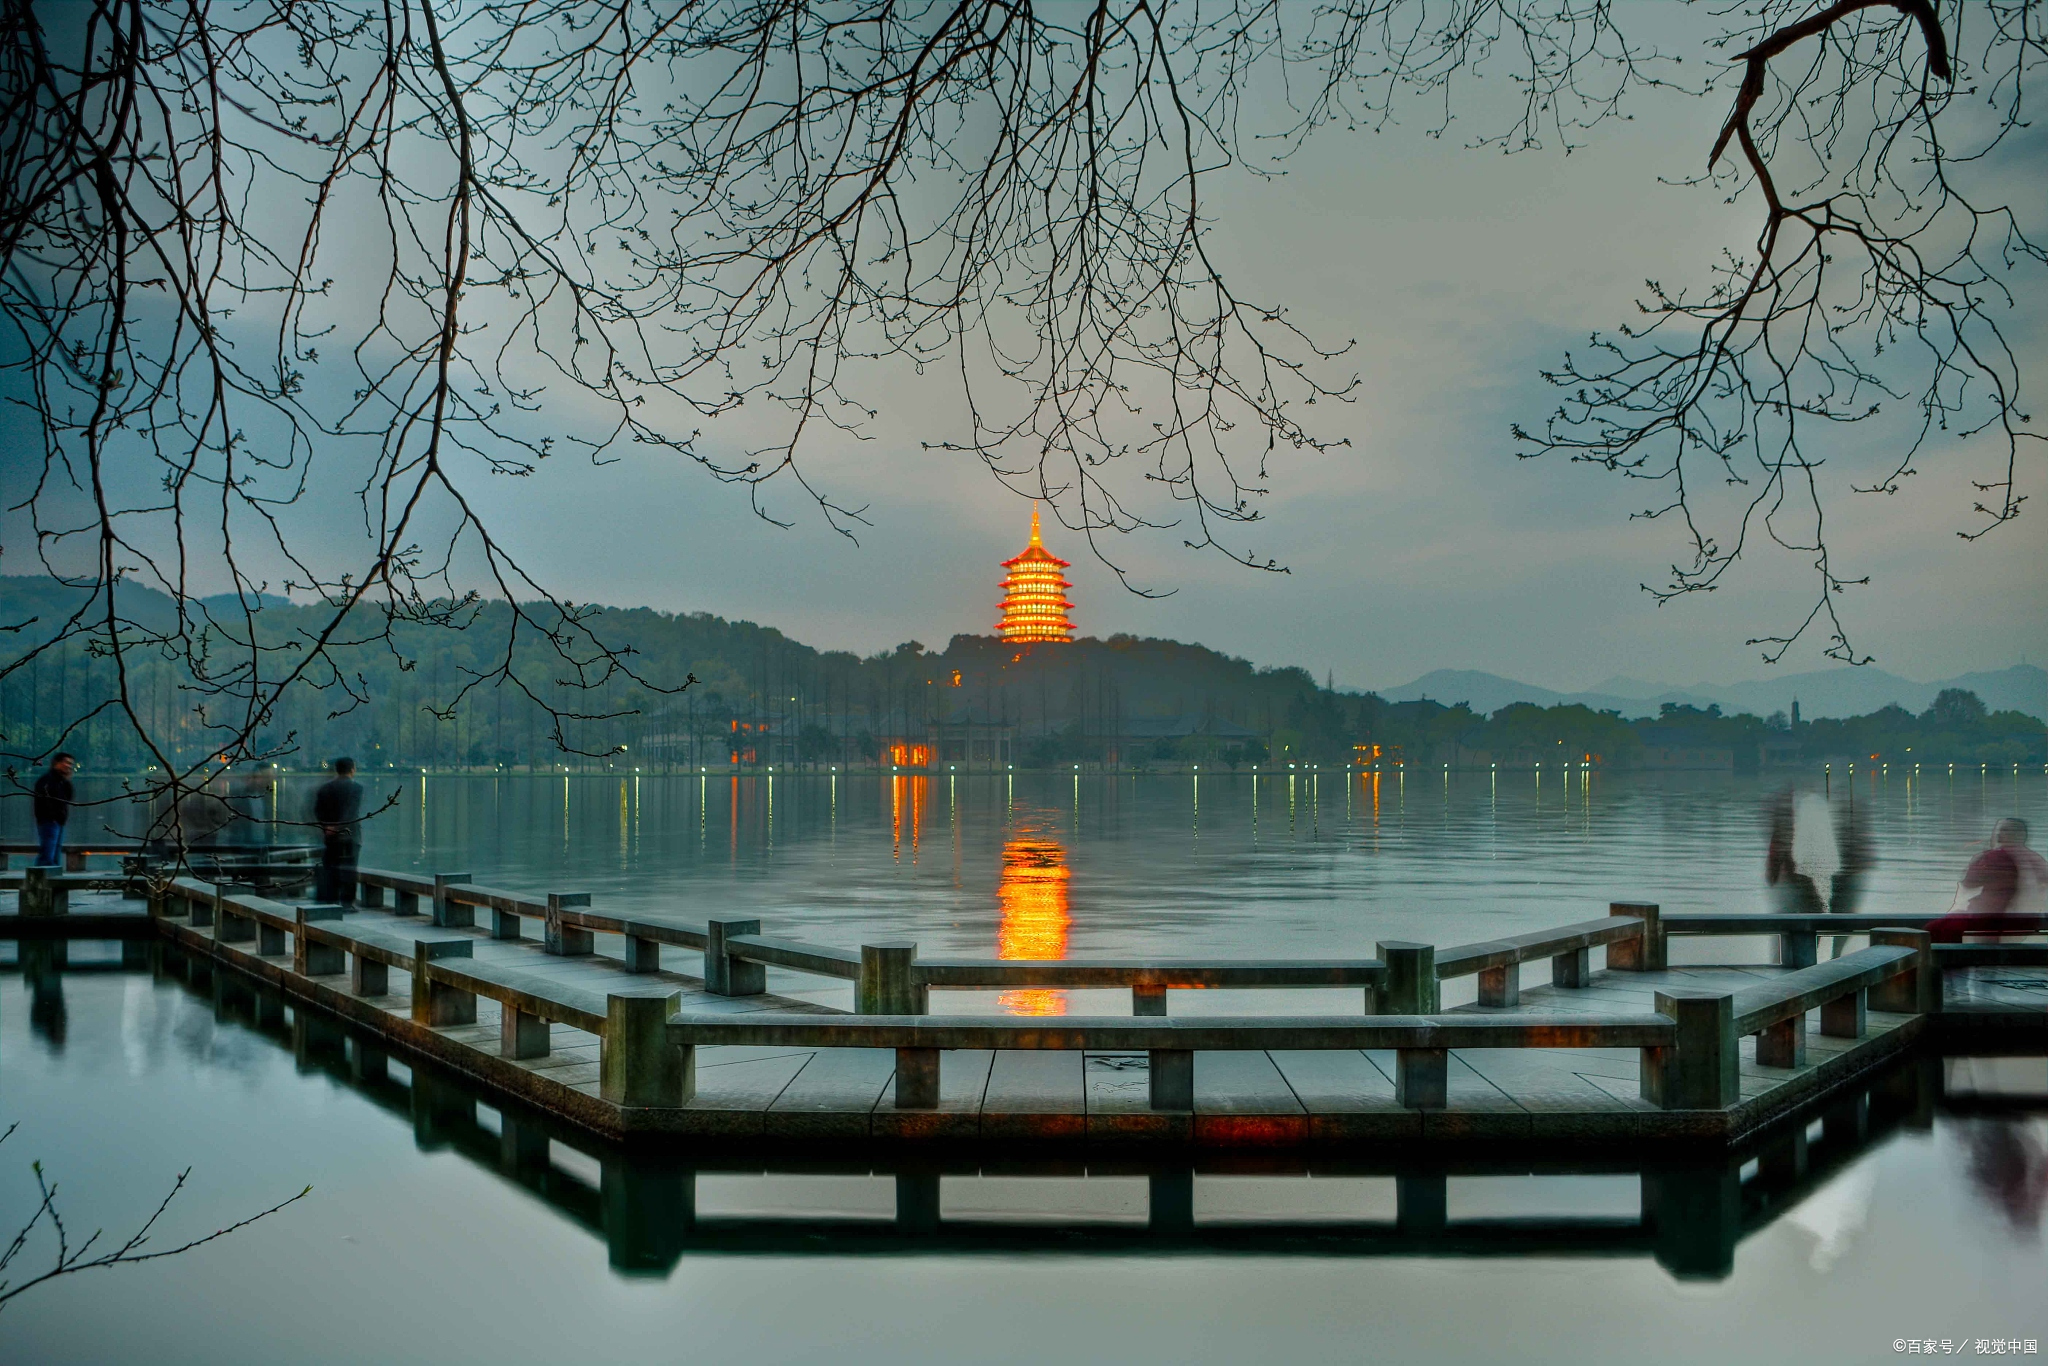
[{"x1": 996, "y1": 822, "x2": 1072, "y2": 1016}]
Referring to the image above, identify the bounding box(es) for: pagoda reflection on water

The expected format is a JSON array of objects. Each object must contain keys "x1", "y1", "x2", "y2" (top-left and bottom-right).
[{"x1": 997, "y1": 827, "x2": 1071, "y2": 1016}]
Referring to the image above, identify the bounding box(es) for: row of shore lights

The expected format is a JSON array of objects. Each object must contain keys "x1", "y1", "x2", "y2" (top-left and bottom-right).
[{"x1": 446, "y1": 760, "x2": 2048, "y2": 775}]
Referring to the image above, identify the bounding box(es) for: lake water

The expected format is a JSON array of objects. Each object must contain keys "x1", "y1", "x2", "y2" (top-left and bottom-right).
[{"x1": 3, "y1": 771, "x2": 2045, "y2": 1361}]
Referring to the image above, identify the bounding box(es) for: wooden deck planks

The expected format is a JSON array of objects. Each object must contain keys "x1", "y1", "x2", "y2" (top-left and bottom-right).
[
  {"x1": 765, "y1": 1048, "x2": 895, "y2": 1138},
  {"x1": 983, "y1": 1050, "x2": 1087, "y2": 1141}
]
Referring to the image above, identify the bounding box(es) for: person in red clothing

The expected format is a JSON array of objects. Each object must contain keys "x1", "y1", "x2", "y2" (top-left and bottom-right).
[{"x1": 1929, "y1": 818, "x2": 2048, "y2": 943}]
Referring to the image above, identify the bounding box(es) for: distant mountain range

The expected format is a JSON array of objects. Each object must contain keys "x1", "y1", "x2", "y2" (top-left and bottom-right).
[{"x1": 1379, "y1": 664, "x2": 2048, "y2": 722}]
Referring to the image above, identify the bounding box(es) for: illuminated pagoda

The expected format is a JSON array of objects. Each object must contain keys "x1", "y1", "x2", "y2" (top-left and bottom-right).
[{"x1": 996, "y1": 504, "x2": 1075, "y2": 643}]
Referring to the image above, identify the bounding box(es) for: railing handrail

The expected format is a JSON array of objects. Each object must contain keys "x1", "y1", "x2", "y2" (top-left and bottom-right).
[
  {"x1": 913, "y1": 957, "x2": 1387, "y2": 989},
  {"x1": 1437, "y1": 916, "x2": 1641, "y2": 979},
  {"x1": 725, "y1": 932, "x2": 863, "y2": 979},
  {"x1": 666, "y1": 1009, "x2": 1676, "y2": 1052},
  {"x1": 1663, "y1": 911, "x2": 2046, "y2": 932},
  {"x1": 1728, "y1": 944, "x2": 1915, "y2": 1035}
]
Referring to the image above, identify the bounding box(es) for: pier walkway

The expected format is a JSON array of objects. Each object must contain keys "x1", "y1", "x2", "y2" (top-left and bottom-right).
[{"x1": 4, "y1": 855, "x2": 2043, "y2": 1152}]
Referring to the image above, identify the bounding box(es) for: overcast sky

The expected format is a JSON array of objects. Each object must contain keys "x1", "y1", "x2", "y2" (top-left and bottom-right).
[
  {"x1": 6, "y1": 21, "x2": 2042, "y2": 695},
  {"x1": 428, "y1": 77, "x2": 2043, "y2": 694}
]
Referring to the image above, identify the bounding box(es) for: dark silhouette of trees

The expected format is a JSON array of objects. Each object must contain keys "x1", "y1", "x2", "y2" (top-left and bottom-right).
[{"x1": 1925, "y1": 686, "x2": 1991, "y2": 728}]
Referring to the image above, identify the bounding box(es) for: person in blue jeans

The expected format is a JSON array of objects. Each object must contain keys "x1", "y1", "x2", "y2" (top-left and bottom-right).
[{"x1": 32, "y1": 753, "x2": 77, "y2": 866}]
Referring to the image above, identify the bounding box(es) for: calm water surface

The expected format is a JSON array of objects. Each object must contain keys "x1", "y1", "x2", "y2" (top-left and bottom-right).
[{"x1": 3, "y1": 771, "x2": 2044, "y2": 1362}]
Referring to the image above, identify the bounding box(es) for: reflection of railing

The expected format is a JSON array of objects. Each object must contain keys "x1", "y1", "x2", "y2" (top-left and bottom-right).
[{"x1": 57, "y1": 940, "x2": 1987, "y2": 1283}]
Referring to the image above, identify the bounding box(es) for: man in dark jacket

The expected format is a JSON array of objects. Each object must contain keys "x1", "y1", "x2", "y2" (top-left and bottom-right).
[
  {"x1": 312, "y1": 758, "x2": 364, "y2": 905},
  {"x1": 32, "y1": 753, "x2": 77, "y2": 867}
]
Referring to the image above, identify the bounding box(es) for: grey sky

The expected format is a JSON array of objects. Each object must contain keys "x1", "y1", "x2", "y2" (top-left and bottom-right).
[{"x1": 434, "y1": 73, "x2": 2046, "y2": 693}]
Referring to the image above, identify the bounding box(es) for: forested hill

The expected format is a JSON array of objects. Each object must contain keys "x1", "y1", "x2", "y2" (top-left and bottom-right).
[
  {"x1": 0, "y1": 576, "x2": 1349, "y2": 767},
  {"x1": 2, "y1": 576, "x2": 2040, "y2": 771}
]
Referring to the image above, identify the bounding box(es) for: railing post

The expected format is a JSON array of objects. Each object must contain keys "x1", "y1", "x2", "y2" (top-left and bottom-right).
[
  {"x1": 351, "y1": 950, "x2": 390, "y2": 998},
  {"x1": 1395, "y1": 1047, "x2": 1448, "y2": 1109},
  {"x1": 1377, "y1": 941, "x2": 1439, "y2": 1014},
  {"x1": 1643, "y1": 989, "x2": 1736, "y2": 1109},
  {"x1": 359, "y1": 880, "x2": 386, "y2": 909},
  {"x1": 502, "y1": 1005, "x2": 551, "y2": 1060},
  {"x1": 411, "y1": 939, "x2": 477, "y2": 1026},
  {"x1": 217, "y1": 887, "x2": 255, "y2": 943},
  {"x1": 490, "y1": 905, "x2": 522, "y2": 941},
  {"x1": 258, "y1": 916, "x2": 289, "y2": 956},
  {"x1": 190, "y1": 884, "x2": 215, "y2": 928},
  {"x1": 623, "y1": 933, "x2": 661, "y2": 973},
  {"x1": 703, "y1": 918, "x2": 765, "y2": 995},
  {"x1": 1755, "y1": 1014, "x2": 1805, "y2": 1068},
  {"x1": 431, "y1": 873, "x2": 475, "y2": 928},
  {"x1": 600, "y1": 991, "x2": 689, "y2": 1106},
  {"x1": 20, "y1": 866, "x2": 59, "y2": 917},
  {"x1": 1779, "y1": 929, "x2": 1818, "y2": 969},
  {"x1": 64, "y1": 849, "x2": 87, "y2": 873},
  {"x1": 544, "y1": 893, "x2": 594, "y2": 956},
  {"x1": 1607, "y1": 903, "x2": 1663, "y2": 971},
  {"x1": 1820, "y1": 988, "x2": 1867, "y2": 1039},
  {"x1": 1871, "y1": 929, "x2": 1936, "y2": 1014},
  {"x1": 895, "y1": 1047, "x2": 940, "y2": 1109},
  {"x1": 393, "y1": 886, "x2": 420, "y2": 916},
  {"x1": 1148, "y1": 1049, "x2": 1193, "y2": 1110},
  {"x1": 1132, "y1": 985, "x2": 1168, "y2": 1016},
  {"x1": 1552, "y1": 947, "x2": 1592, "y2": 988},
  {"x1": 1476, "y1": 954, "x2": 1520, "y2": 1008},
  {"x1": 858, "y1": 942, "x2": 926, "y2": 1014},
  {"x1": 295, "y1": 905, "x2": 347, "y2": 975}
]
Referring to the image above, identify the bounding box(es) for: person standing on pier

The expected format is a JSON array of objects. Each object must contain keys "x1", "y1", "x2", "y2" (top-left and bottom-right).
[
  {"x1": 31, "y1": 753, "x2": 77, "y2": 867},
  {"x1": 312, "y1": 758, "x2": 364, "y2": 906}
]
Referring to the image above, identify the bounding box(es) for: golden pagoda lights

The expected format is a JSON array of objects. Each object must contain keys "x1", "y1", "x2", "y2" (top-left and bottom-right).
[{"x1": 996, "y1": 504, "x2": 1075, "y2": 643}]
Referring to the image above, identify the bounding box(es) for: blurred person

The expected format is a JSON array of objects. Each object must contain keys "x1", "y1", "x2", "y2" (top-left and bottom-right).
[
  {"x1": 312, "y1": 758, "x2": 363, "y2": 906},
  {"x1": 175, "y1": 768, "x2": 241, "y2": 849},
  {"x1": 1766, "y1": 786, "x2": 1875, "y2": 958},
  {"x1": 31, "y1": 752, "x2": 77, "y2": 866},
  {"x1": 1829, "y1": 800, "x2": 1875, "y2": 958},
  {"x1": 1930, "y1": 818, "x2": 2048, "y2": 944},
  {"x1": 1959, "y1": 1119, "x2": 2048, "y2": 1237},
  {"x1": 1766, "y1": 787, "x2": 1826, "y2": 916}
]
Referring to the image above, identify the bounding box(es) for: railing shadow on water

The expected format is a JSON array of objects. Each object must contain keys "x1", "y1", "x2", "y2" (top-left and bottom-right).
[{"x1": 12, "y1": 938, "x2": 2042, "y2": 1286}]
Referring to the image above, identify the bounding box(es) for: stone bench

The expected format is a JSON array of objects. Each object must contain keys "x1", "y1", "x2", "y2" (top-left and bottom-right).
[
  {"x1": 1436, "y1": 916, "x2": 1646, "y2": 1006},
  {"x1": 358, "y1": 868, "x2": 714, "y2": 971},
  {"x1": 666, "y1": 1010, "x2": 1675, "y2": 1112},
  {"x1": 12, "y1": 866, "x2": 118, "y2": 914},
  {"x1": 912, "y1": 955, "x2": 1389, "y2": 1016},
  {"x1": 1728, "y1": 940, "x2": 1921, "y2": 1067}
]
